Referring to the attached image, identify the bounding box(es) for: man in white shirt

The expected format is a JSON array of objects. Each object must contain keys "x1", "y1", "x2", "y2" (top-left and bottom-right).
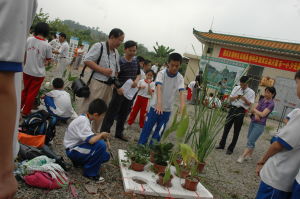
[
  {"x1": 53, "y1": 32, "x2": 69, "y2": 78},
  {"x1": 216, "y1": 76, "x2": 255, "y2": 154},
  {"x1": 0, "y1": 0, "x2": 37, "y2": 197},
  {"x1": 255, "y1": 70, "x2": 300, "y2": 199}
]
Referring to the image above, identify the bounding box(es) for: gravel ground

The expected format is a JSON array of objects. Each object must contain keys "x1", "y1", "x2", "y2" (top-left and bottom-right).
[{"x1": 15, "y1": 66, "x2": 279, "y2": 199}]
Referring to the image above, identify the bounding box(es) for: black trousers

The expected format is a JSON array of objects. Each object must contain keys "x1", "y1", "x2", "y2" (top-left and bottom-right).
[
  {"x1": 219, "y1": 106, "x2": 245, "y2": 152},
  {"x1": 100, "y1": 88, "x2": 133, "y2": 137}
]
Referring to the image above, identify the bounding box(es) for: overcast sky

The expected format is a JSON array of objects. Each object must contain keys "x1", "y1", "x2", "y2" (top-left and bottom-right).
[{"x1": 38, "y1": 0, "x2": 300, "y2": 55}]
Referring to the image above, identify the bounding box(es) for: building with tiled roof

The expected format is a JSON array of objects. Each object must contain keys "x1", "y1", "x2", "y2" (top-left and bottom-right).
[{"x1": 191, "y1": 29, "x2": 300, "y2": 118}]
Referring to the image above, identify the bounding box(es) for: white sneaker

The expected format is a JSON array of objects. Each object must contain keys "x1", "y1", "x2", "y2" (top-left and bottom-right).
[
  {"x1": 245, "y1": 156, "x2": 253, "y2": 161},
  {"x1": 237, "y1": 156, "x2": 245, "y2": 163}
]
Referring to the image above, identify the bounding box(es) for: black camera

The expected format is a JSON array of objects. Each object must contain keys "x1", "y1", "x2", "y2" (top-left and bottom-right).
[{"x1": 107, "y1": 77, "x2": 122, "y2": 88}]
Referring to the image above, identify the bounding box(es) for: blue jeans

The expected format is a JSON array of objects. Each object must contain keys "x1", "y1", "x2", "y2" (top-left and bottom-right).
[
  {"x1": 247, "y1": 122, "x2": 265, "y2": 149},
  {"x1": 138, "y1": 107, "x2": 171, "y2": 145},
  {"x1": 256, "y1": 181, "x2": 291, "y2": 199}
]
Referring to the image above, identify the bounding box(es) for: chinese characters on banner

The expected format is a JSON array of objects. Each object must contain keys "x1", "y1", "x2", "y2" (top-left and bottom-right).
[{"x1": 219, "y1": 48, "x2": 300, "y2": 72}]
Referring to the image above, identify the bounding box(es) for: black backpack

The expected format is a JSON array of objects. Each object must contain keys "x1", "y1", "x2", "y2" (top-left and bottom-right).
[{"x1": 20, "y1": 110, "x2": 57, "y2": 145}]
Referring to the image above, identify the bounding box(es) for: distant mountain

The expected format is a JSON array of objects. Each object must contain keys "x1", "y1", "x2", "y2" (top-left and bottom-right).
[{"x1": 62, "y1": 20, "x2": 108, "y2": 42}]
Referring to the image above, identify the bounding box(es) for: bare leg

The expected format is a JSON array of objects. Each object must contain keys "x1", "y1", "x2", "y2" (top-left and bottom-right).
[{"x1": 0, "y1": 72, "x2": 18, "y2": 199}]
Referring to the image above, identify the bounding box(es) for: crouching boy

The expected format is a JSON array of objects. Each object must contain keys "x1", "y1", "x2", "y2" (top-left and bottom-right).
[{"x1": 64, "y1": 99, "x2": 110, "y2": 181}]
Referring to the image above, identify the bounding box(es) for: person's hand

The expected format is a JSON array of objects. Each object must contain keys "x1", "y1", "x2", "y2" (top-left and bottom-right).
[
  {"x1": 140, "y1": 86, "x2": 146, "y2": 89},
  {"x1": 256, "y1": 163, "x2": 264, "y2": 177},
  {"x1": 155, "y1": 103, "x2": 163, "y2": 115},
  {"x1": 100, "y1": 132, "x2": 110, "y2": 140},
  {"x1": 0, "y1": 171, "x2": 18, "y2": 199},
  {"x1": 116, "y1": 88, "x2": 124, "y2": 95},
  {"x1": 254, "y1": 114, "x2": 261, "y2": 121},
  {"x1": 131, "y1": 81, "x2": 138, "y2": 88},
  {"x1": 240, "y1": 96, "x2": 247, "y2": 102},
  {"x1": 102, "y1": 68, "x2": 113, "y2": 76}
]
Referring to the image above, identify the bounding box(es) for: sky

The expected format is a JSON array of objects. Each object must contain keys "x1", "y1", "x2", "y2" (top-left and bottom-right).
[{"x1": 38, "y1": 0, "x2": 300, "y2": 55}]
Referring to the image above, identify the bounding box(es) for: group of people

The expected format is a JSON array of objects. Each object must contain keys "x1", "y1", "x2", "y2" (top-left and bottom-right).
[{"x1": 1, "y1": 1, "x2": 300, "y2": 199}]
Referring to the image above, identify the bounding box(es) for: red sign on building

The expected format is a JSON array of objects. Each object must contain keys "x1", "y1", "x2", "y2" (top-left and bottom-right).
[{"x1": 219, "y1": 48, "x2": 300, "y2": 72}]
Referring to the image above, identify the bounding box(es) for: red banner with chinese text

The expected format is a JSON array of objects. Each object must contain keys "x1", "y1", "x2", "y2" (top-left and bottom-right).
[{"x1": 219, "y1": 48, "x2": 300, "y2": 72}]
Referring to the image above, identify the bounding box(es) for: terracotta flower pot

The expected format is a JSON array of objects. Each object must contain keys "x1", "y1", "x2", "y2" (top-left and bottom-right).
[
  {"x1": 183, "y1": 176, "x2": 199, "y2": 191},
  {"x1": 150, "y1": 151, "x2": 155, "y2": 163},
  {"x1": 176, "y1": 168, "x2": 190, "y2": 179},
  {"x1": 197, "y1": 162, "x2": 206, "y2": 173},
  {"x1": 153, "y1": 163, "x2": 167, "y2": 174},
  {"x1": 157, "y1": 173, "x2": 173, "y2": 187},
  {"x1": 130, "y1": 161, "x2": 145, "y2": 172}
]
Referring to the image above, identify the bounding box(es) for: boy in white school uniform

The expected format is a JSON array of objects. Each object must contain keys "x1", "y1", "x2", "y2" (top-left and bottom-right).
[
  {"x1": 44, "y1": 78, "x2": 77, "y2": 120},
  {"x1": 21, "y1": 22, "x2": 52, "y2": 116},
  {"x1": 53, "y1": 32, "x2": 69, "y2": 78},
  {"x1": 64, "y1": 99, "x2": 110, "y2": 181},
  {"x1": 138, "y1": 53, "x2": 185, "y2": 145},
  {"x1": 0, "y1": 0, "x2": 37, "y2": 197},
  {"x1": 255, "y1": 70, "x2": 300, "y2": 199}
]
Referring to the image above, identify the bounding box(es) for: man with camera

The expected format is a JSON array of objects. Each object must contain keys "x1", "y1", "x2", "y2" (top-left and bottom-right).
[
  {"x1": 100, "y1": 40, "x2": 141, "y2": 142},
  {"x1": 216, "y1": 76, "x2": 255, "y2": 155},
  {"x1": 79, "y1": 28, "x2": 124, "y2": 132}
]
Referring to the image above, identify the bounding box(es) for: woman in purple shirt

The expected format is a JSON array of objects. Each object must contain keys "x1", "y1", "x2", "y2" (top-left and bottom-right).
[{"x1": 237, "y1": 87, "x2": 276, "y2": 163}]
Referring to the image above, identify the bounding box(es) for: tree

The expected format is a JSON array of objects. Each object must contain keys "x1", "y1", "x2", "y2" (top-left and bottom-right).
[{"x1": 153, "y1": 42, "x2": 175, "y2": 58}]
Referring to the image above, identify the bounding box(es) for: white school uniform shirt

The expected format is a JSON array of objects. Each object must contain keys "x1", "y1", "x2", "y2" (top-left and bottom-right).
[
  {"x1": 295, "y1": 170, "x2": 300, "y2": 184},
  {"x1": 150, "y1": 69, "x2": 185, "y2": 112},
  {"x1": 137, "y1": 79, "x2": 155, "y2": 99},
  {"x1": 58, "y1": 41, "x2": 69, "y2": 58},
  {"x1": 151, "y1": 65, "x2": 158, "y2": 73},
  {"x1": 188, "y1": 81, "x2": 196, "y2": 89},
  {"x1": 140, "y1": 69, "x2": 146, "y2": 79},
  {"x1": 46, "y1": 90, "x2": 77, "y2": 118},
  {"x1": 230, "y1": 85, "x2": 255, "y2": 110},
  {"x1": 83, "y1": 42, "x2": 120, "y2": 81},
  {"x1": 286, "y1": 108, "x2": 300, "y2": 120},
  {"x1": 23, "y1": 36, "x2": 52, "y2": 77},
  {"x1": 0, "y1": 0, "x2": 37, "y2": 71},
  {"x1": 260, "y1": 110, "x2": 300, "y2": 192},
  {"x1": 64, "y1": 115, "x2": 94, "y2": 149}
]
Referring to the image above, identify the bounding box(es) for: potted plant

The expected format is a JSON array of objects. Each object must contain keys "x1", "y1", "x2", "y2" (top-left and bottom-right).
[
  {"x1": 124, "y1": 145, "x2": 149, "y2": 172},
  {"x1": 183, "y1": 161, "x2": 200, "y2": 191},
  {"x1": 151, "y1": 141, "x2": 174, "y2": 174},
  {"x1": 184, "y1": 68, "x2": 227, "y2": 172},
  {"x1": 156, "y1": 171, "x2": 173, "y2": 187}
]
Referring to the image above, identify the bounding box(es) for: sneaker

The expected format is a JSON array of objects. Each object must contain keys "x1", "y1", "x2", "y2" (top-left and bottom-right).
[
  {"x1": 85, "y1": 175, "x2": 105, "y2": 183},
  {"x1": 237, "y1": 156, "x2": 245, "y2": 163}
]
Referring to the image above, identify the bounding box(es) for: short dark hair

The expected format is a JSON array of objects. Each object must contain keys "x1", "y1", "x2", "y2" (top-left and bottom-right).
[
  {"x1": 137, "y1": 56, "x2": 145, "y2": 63},
  {"x1": 144, "y1": 60, "x2": 151, "y2": 65},
  {"x1": 209, "y1": 93, "x2": 214, "y2": 97},
  {"x1": 59, "y1": 32, "x2": 67, "y2": 39},
  {"x1": 52, "y1": 78, "x2": 64, "y2": 89},
  {"x1": 240, "y1": 76, "x2": 249, "y2": 83},
  {"x1": 88, "y1": 99, "x2": 108, "y2": 115},
  {"x1": 265, "y1": 86, "x2": 277, "y2": 99},
  {"x1": 124, "y1": 40, "x2": 137, "y2": 49},
  {"x1": 34, "y1": 22, "x2": 50, "y2": 37},
  {"x1": 168, "y1": 53, "x2": 182, "y2": 64},
  {"x1": 108, "y1": 28, "x2": 124, "y2": 39},
  {"x1": 224, "y1": 78, "x2": 228, "y2": 81},
  {"x1": 145, "y1": 69, "x2": 155, "y2": 75},
  {"x1": 295, "y1": 70, "x2": 300, "y2": 80}
]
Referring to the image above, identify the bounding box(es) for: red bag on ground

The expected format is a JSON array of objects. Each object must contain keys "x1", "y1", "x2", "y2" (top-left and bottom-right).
[{"x1": 24, "y1": 171, "x2": 64, "y2": 189}]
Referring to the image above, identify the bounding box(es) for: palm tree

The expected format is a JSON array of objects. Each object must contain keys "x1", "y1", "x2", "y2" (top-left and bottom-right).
[{"x1": 153, "y1": 42, "x2": 175, "y2": 58}]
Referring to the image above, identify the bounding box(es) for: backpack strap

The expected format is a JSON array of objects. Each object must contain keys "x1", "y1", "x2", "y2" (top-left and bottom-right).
[{"x1": 80, "y1": 43, "x2": 104, "y2": 86}]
